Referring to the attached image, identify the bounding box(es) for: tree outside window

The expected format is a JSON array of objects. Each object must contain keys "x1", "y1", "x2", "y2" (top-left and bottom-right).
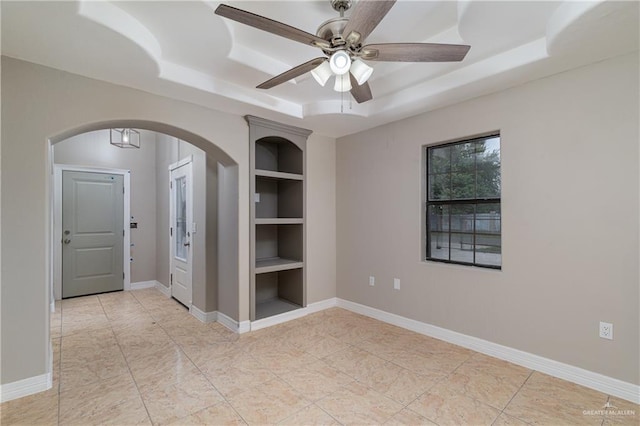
[{"x1": 426, "y1": 135, "x2": 501, "y2": 268}]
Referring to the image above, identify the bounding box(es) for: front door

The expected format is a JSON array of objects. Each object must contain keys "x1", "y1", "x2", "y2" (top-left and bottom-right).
[
  {"x1": 62, "y1": 171, "x2": 124, "y2": 298},
  {"x1": 170, "y1": 161, "x2": 193, "y2": 307}
]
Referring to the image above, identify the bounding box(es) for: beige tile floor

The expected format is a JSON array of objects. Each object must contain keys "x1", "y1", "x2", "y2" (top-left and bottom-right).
[{"x1": 1, "y1": 288, "x2": 638, "y2": 426}]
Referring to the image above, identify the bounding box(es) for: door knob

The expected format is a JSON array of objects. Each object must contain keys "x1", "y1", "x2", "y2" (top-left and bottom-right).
[
  {"x1": 183, "y1": 242, "x2": 190, "y2": 247},
  {"x1": 63, "y1": 239, "x2": 71, "y2": 244}
]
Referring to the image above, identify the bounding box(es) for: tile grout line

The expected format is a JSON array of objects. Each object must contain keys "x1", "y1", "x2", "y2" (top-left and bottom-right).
[
  {"x1": 313, "y1": 333, "x2": 418, "y2": 423},
  {"x1": 491, "y1": 369, "x2": 536, "y2": 426},
  {"x1": 130, "y1": 289, "x2": 251, "y2": 426},
  {"x1": 97, "y1": 293, "x2": 155, "y2": 425},
  {"x1": 253, "y1": 345, "x2": 346, "y2": 426},
  {"x1": 328, "y1": 332, "x2": 466, "y2": 419},
  {"x1": 56, "y1": 302, "x2": 63, "y2": 426},
  {"x1": 49, "y1": 293, "x2": 631, "y2": 426},
  {"x1": 601, "y1": 395, "x2": 610, "y2": 426},
  {"x1": 260, "y1": 328, "x2": 355, "y2": 425},
  {"x1": 344, "y1": 332, "x2": 525, "y2": 425}
]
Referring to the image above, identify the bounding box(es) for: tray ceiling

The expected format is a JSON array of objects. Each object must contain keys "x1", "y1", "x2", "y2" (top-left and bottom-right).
[{"x1": 1, "y1": 0, "x2": 638, "y2": 137}]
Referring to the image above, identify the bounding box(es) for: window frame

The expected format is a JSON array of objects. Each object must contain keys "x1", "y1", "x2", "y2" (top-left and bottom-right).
[{"x1": 424, "y1": 133, "x2": 502, "y2": 270}]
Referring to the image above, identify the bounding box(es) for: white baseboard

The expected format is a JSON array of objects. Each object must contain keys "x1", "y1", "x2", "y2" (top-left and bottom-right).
[
  {"x1": 190, "y1": 305, "x2": 217, "y2": 323},
  {"x1": 154, "y1": 282, "x2": 171, "y2": 297},
  {"x1": 238, "y1": 320, "x2": 251, "y2": 334},
  {"x1": 217, "y1": 311, "x2": 249, "y2": 333},
  {"x1": 337, "y1": 298, "x2": 640, "y2": 404},
  {"x1": 130, "y1": 280, "x2": 158, "y2": 290},
  {"x1": 250, "y1": 307, "x2": 309, "y2": 331},
  {"x1": 0, "y1": 373, "x2": 52, "y2": 403},
  {"x1": 250, "y1": 298, "x2": 338, "y2": 331},
  {"x1": 308, "y1": 297, "x2": 338, "y2": 313}
]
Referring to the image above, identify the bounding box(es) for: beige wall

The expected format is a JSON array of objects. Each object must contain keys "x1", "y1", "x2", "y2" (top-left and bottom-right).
[
  {"x1": 307, "y1": 133, "x2": 337, "y2": 303},
  {"x1": 205, "y1": 157, "x2": 219, "y2": 312},
  {"x1": 154, "y1": 134, "x2": 178, "y2": 289},
  {"x1": 0, "y1": 57, "x2": 246, "y2": 385},
  {"x1": 53, "y1": 130, "x2": 158, "y2": 287},
  {"x1": 0, "y1": 57, "x2": 337, "y2": 386},
  {"x1": 336, "y1": 52, "x2": 639, "y2": 385},
  {"x1": 217, "y1": 163, "x2": 240, "y2": 320}
]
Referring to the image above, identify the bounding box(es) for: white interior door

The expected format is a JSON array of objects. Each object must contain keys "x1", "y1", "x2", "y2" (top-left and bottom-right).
[
  {"x1": 62, "y1": 171, "x2": 124, "y2": 298},
  {"x1": 170, "y1": 160, "x2": 193, "y2": 307}
]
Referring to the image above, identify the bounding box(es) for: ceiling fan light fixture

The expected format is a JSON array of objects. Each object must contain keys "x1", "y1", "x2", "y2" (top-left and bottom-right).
[
  {"x1": 333, "y1": 73, "x2": 352, "y2": 92},
  {"x1": 311, "y1": 61, "x2": 332, "y2": 86},
  {"x1": 329, "y1": 50, "x2": 351, "y2": 75},
  {"x1": 350, "y1": 59, "x2": 373, "y2": 85}
]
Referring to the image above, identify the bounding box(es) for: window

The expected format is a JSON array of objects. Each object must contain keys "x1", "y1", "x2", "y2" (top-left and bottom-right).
[{"x1": 425, "y1": 134, "x2": 501, "y2": 268}]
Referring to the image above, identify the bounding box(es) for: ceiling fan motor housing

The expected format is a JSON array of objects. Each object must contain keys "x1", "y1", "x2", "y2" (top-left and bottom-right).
[
  {"x1": 330, "y1": 0, "x2": 352, "y2": 13},
  {"x1": 316, "y1": 17, "x2": 349, "y2": 51}
]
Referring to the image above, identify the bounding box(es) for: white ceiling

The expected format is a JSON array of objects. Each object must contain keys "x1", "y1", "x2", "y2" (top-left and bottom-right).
[{"x1": 1, "y1": 1, "x2": 638, "y2": 138}]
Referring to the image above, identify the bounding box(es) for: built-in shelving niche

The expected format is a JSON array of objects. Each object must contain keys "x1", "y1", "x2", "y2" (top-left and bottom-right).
[
  {"x1": 255, "y1": 224, "x2": 303, "y2": 274},
  {"x1": 247, "y1": 115, "x2": 311, "y2": 322},
  {"x1": 255, "y1": 269, "x2": 303, "y2": 320},
  {"x1": 255, "y1": 136, "x2": 303, "y2": 175},
  {"x1": 255, "y1": 177, "x2": 302, "y2": 219}
]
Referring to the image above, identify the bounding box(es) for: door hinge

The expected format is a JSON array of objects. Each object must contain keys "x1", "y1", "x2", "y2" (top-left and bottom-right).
[
  {"x1": 123, "y1": 272, "x2": 125, "y2": 280},
  {"x1": 170, "y1": 181, "x2": 173, "y2": 189},
  {"x1": 170, "y1": 273, "x2": 173, "y2": 284},
  {"x1": 170, "y1": 227, "x2": 172, "y2": 236},
  {"x1": 123, "y1": 229, "x2": 125, "y2": 237}
]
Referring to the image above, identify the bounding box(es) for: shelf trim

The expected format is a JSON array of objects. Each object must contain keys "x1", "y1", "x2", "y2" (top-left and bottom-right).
[
  {"x1": 255, "y1": 218, "x2": 303, "y2": 225},
  {"x1": 255, "y1": 169, "x2": 303, "y2": 181},
  {"x1": 255, "y1": 257, "x2": 304, "y2": 274},
  {"x1": 245, "y1": 115, "x2": 313, "y2": 138}
]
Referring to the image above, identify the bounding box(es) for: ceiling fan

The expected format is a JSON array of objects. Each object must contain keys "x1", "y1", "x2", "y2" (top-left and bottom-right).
[{"x1": 215, "y1": 0, "x2": 470, "y2": 103}]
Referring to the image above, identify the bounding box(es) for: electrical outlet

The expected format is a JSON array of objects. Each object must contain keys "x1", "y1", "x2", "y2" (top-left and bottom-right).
[
  {"x1": 369, "y1": 276, "x2": 375, "y2": 286},
  {"x1": 393, "y1": 278, "x2": 400, "y2": 290},
  {"x1": 599, "y1": 321, "x2": 613, "y2": 340}
]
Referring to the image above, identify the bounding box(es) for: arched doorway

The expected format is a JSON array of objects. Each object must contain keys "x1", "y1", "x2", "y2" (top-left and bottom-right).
[{"x1": 48, "y1": 120, "x2": 240, "y2": 326}]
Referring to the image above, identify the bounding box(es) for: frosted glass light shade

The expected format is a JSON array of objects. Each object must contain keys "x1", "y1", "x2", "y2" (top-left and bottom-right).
[
  {"x1": 311, "y1": 61, "x2": 332, "y2": 86},
  {"x1": 330, "y1": 51, "x2": 351, "y2": 75},
  {"x1": 333, "y1": 74, "x2": 352, "y2": 92},
  {"x1": 350, "y1": 59, "x2": 373, "y2": 85}
]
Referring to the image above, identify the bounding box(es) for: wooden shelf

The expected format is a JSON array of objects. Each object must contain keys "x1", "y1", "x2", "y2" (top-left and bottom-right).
[
  {"x1": 255, "y1": 218, "x2": 303, "y2": 225},
  {"x1": 255, "y1": 257, "x2": 303, "y2": 274},
  {"x1": 255, "y1": 169, "x2": 303, "y2": 181},
  {"x1": 248, "y1": 116, "x2": 310, "y2": 322},
  {"x1": 255, "y1": 298, "x2": 301, "y2": 320}
]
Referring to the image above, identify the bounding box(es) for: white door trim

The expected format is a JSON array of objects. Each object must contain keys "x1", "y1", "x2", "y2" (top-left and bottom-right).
[
  {"x1": 168, "y1": 154, "x2": 193, "y2": 172},
  {"x1": 53, "y1": 165, "x2": 131, "y2": 299},
  {"x1": 168, "y1": 157, "x2": 193, "y2": 307}
]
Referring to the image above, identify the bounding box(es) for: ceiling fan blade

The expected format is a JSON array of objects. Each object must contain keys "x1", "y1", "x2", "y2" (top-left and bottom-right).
[
  {"x1": 215, "y1": 4, "x2": 329, "y2": 49},
  {"x1": 257, "y1": 57, "x2": 327, "y2": 89},
  {"x1": 343, "y1": 0, "x2": 396, "y2": 46},
  {"x1": 349, "y1": 73, "x2": 373, "y2": 103},
  {"x1": 361, "y1": 43, "x2": 471, "y2": 62}
]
